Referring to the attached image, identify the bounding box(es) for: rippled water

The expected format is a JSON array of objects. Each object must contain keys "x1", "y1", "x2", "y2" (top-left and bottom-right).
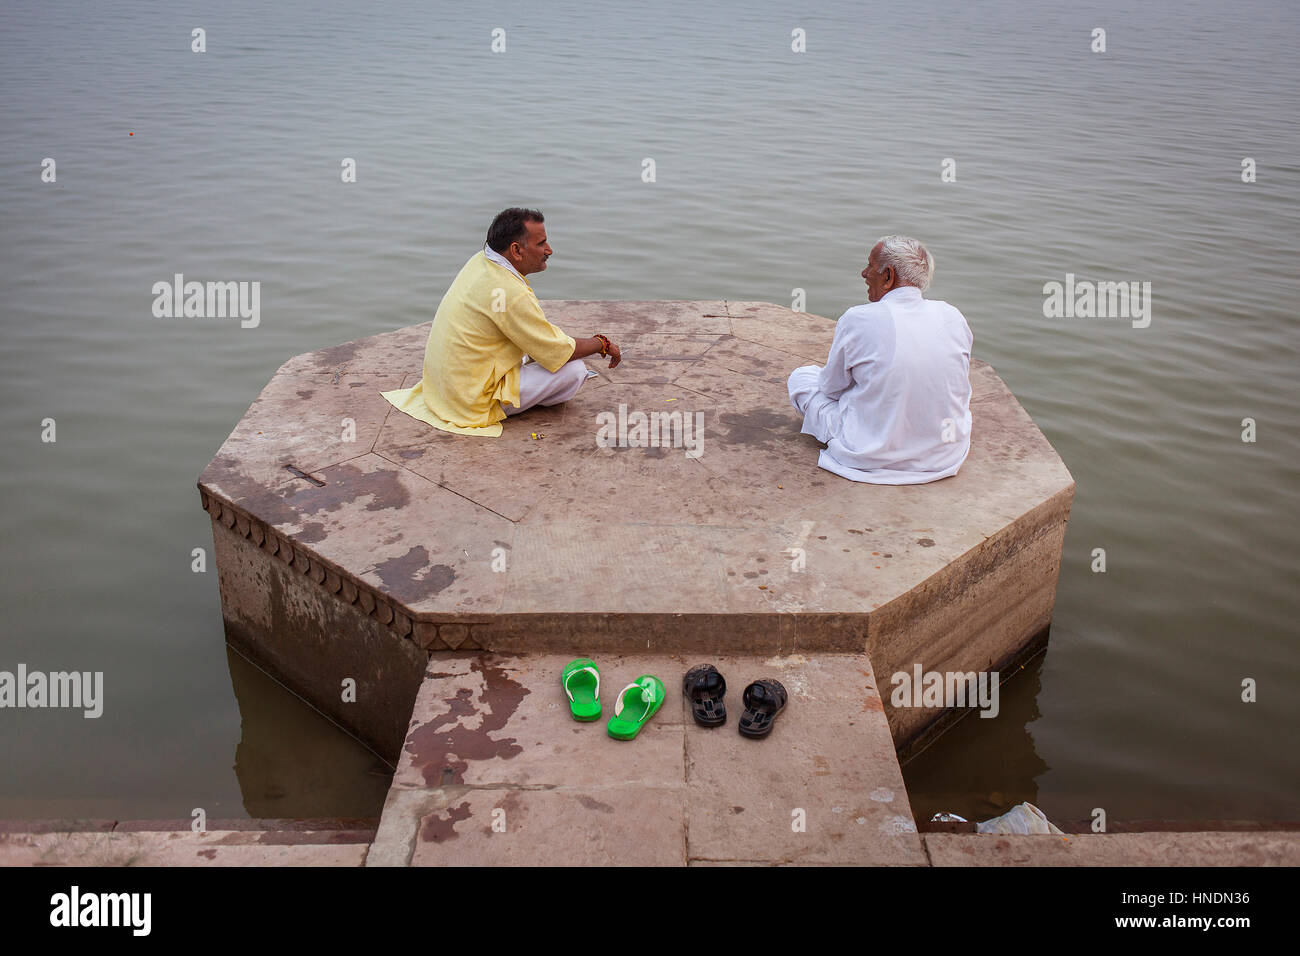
[{"x1": 2, "y1": 0, "x2": 1297, "y2": 823}]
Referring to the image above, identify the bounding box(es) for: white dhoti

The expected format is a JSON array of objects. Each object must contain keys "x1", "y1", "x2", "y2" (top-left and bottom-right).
[
  {"x1": 503, "y1": 358, "x2": 590, "y2": 416},
  {"x1": 788, "y1": 364, "x2": 842, "y2": 443}
]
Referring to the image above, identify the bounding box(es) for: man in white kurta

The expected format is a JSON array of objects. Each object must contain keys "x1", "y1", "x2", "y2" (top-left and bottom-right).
[{"x1": 788, "y1": 236, "x2": 973, "y2": 484}]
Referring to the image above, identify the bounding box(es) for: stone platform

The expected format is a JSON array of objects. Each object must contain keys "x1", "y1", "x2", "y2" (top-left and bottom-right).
[
  {"x1": 13, "y1": 301, "x2": 1300, "y2": 868},
  {"x1": 198, "y1": 300, "x2": 1075, "y2": 760}
]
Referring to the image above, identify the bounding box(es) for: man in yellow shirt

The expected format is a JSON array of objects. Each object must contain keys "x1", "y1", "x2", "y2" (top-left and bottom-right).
[{"x1": 382, "y1": 208, "x2": 621, "y2": 437}]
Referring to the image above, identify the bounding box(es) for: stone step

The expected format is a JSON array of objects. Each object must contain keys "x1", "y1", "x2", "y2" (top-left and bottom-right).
[
  {"x1": 366, "y1": 651, "x2": 924, "y2": 866},
  {"x1": 924, "y1": 832, "x2": 1300, "y2": 866},
  {"x1": 0, "y1": 822, "x2": 374, "y2": 866}
]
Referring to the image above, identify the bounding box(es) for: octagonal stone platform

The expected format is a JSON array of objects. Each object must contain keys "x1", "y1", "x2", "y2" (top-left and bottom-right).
[{"x1": 199, "y1": 301, "x2": 1073, "y2": 761}]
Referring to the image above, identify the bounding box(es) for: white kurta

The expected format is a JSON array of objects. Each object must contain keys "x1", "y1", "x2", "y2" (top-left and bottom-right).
[{"x1": 788, "y1": 285, "x2": 973, "y2": 484}]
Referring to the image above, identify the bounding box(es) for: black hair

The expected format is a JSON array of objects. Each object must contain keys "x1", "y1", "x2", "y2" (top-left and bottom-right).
[{"x1": 486, "y1": 207, "x2": 545, "y2": 254}]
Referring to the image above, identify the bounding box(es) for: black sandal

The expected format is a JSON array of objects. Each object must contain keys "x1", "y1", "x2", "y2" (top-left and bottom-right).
[
  {"x1": 683, "y1": 664, "x2": 727, "y2": 727},
  {"x1": 738, "y1": 679, "x2": 787, "y2": 738}
]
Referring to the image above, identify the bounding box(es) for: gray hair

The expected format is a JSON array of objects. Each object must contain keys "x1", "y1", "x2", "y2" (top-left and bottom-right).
[{"x1": 874, "y1": 235, "x2": 935, "y2": 291}]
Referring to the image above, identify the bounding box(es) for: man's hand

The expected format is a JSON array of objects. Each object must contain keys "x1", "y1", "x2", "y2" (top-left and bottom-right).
[{"x1": 571, "y1": 335, "x2": 621, "y2": 369}]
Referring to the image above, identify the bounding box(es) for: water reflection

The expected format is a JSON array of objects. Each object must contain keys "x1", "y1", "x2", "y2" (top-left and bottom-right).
[
  {"x1": 901, "y1": 653, "x2": 1051, "y2": 826},
  {"x1": 227, "y1": 646, "x2": 392, "y2": 820}
]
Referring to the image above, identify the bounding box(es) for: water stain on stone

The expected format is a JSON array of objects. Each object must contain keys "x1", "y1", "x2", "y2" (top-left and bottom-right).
[
  {"x1": 293, "y1": 462, "x2": 411, "y2": 516},
  {"x1": 403, "y1": 654, "x2": 531, "y2": 786},
  {"x1": 202, "y1": 460, "x2": 307, "y2": 529},
  {"x1": 296, "y1": 389, "x2": 315, "y2": 400},
  {"x1": 200, "y1": 453, "x2": 268, "y2": 495},
  {"x1": 730, "y1": 406, "x2": 799, "y2": 432},
  {"x1": 420, "y1": 801, "x2": 472, "y2": 843},
  {"x1": 372, "y1": 546, "x2": 456, "y2": 603},
  {"x1": 294, "y1": 521, "x2": 328, "y2": 544},
  {"x1": 310, "y1": 341, "x2": 361, "y2": 369},
  {"x1": 216, "y1": 459, "x2": 411, "y2": 534},
  {"x1": 713, "y1": 407, "x2": 791, "y2": 449},
  {"x1": 577, "y1": 796, "x2": 615, "y2": 814},
  {"x1": 722, "y1": 425, "x2": 782, "y2": 453},
  {"x1": 496, "y1": 790, "x2": 525, "y2": 825}
]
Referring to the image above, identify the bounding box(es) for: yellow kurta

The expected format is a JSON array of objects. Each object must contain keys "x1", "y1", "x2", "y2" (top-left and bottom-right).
[{"x1": 382, "y1": 252, "x2": 576, "y2": 437}]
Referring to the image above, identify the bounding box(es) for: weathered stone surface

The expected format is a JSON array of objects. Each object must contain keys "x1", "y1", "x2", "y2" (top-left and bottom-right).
[
  {"x1": 544, "y1": 300, "x2": 731, "y2": 336},
  {"x1": 412, "y1": 788, "x2": 688, "y2": 867},
  {"x1": 591, "y1": 332, "x2": 723, "y2": 385},
  {"x1": 0, "y1": 830, "x2": 371, "y2": 866},
  {"x1": 390, "y1": 653, "x2": 683, "y2": 793},
  {"x1": 728, "y1": 301, "x2": 837, "y2": 362},
  {"x1": 924, "y1": 832, "x2": 1300, "y2": 867},
  {"x1": 199, "y1": 300, "x2": 1074, "y2": 756},
  {"x1": 213, "y1": 516, "x2": 426, "y2": 762},
  {"x1": 684, "y1": 653, "x2": 925, "y2": 866},
  {"x1": 368, "y1": 651, "x2": 918, "y2": 866}
]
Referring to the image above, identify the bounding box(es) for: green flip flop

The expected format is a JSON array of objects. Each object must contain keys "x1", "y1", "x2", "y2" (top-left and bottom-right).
[
  {"x1": 607, "y1": 675, "x2": 665, "y2": 740},
  {"x1": 562, "y1": 658, "x2": 601, "y2": 721}
]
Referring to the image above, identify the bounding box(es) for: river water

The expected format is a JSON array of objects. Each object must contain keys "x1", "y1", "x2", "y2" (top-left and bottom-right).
[{"x1": 1, "y1": 0, "x2": 1296, "y2": 825}]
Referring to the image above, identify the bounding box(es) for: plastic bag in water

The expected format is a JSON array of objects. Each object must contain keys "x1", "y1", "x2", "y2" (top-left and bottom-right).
[{"x1": 975, "y1": 802, "x2": 1064, "y2": 835}]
